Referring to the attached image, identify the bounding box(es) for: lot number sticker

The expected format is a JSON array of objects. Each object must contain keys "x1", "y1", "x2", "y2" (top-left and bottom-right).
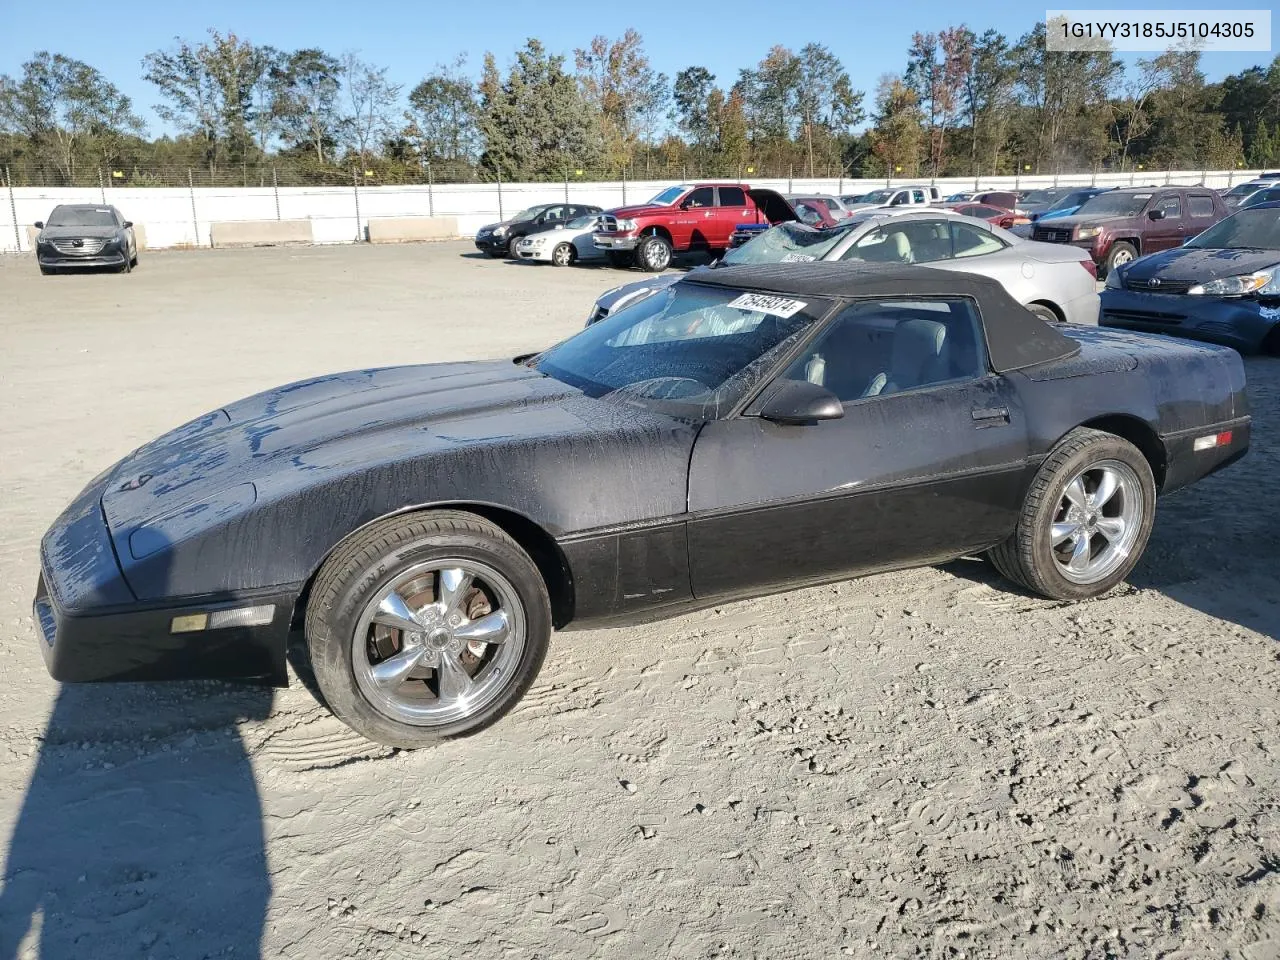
[{"x1": 727, "y1": 293, "x2": 809, "y2": 318}]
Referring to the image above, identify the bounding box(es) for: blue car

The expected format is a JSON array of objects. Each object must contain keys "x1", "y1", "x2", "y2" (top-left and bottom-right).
[
  {"x1": 1034, "y1": 188, "x2": 1114, "y2": 222},
  {"x1": 1100, "y1": 203, "x2": 1280, "y2": 353}
]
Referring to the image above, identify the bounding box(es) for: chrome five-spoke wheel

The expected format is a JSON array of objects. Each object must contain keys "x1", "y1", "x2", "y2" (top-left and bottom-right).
[
  {"x1": 353, "y1": 559, "x2": 526, "y2": 726},
  {"x1": 1049, "y1": 460, "x2": 1144, "y2": 584}
]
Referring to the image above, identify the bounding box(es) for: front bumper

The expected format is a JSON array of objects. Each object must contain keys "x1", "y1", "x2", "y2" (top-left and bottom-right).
[
  {"x1": 515, "y1": 242, "x2": 553, "y2": 262},
  {"x1": 592, "y1": 233, "x2": 640, "y2": 251},
  {"x1": 474, "y1": 235, "x2": 507, "y2": 253},
  {"x1": 35, "y1": 476, "x2": 294, "y2": 685},
  {"x1": 37, "y1": 249, "x2": 127, "y2": 269},
  {"x1": 1100, "y1": 289, "x2": 1279, "y2": 353}
]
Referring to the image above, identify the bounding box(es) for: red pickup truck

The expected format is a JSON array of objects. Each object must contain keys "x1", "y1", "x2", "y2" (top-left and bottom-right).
[{"x1": 593, "y1": 183, "x2": 790, "y2": 271}]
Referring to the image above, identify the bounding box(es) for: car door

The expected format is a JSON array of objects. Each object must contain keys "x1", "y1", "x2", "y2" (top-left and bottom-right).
[
  {"x1": 1144, "y1": 193, "x2": 1184, "y2": 252},
  {"x1": 713, "y1": 186, "x2": 751, "y2": 247},
  {"x1": 671, "y1": 186, "x2": 715, "y2": 249},
  {"x1": 686, "y1": 297, "x2": 1031, "y2": 599},
  {"x1": 1184, "y1": 192, "x2": 1218, "y2": 241}
]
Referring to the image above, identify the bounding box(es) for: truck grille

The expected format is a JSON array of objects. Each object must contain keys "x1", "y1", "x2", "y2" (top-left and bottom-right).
[
  {"x1": 1032, "y1": 228, "x2": 1072, "y2": 243},
  {"x1": 596, "y1": 215, "x2": 620, "y2": 232},
  {"x1": 1124, "y1": 277, "x2": 1196, "y2": 294},
  {"x1": 50, "y1": 238, "x2": 107, "y2": 255}
]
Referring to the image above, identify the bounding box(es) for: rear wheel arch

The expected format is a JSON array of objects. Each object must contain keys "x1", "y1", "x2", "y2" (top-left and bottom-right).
[
  {"x1": 1027, "y1": 300, "x2": 1064, "y2": 323},
  {"x1": 1075, "y1": 415, "x2": 1167, "y2": 490},
  {"x1": 296, "y1": 502, "x2": 575, "y2": 632}
]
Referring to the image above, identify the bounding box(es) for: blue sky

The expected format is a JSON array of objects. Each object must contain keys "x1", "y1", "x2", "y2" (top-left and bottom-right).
[{"x1": 1, "y1": 0, "x2": 1273, "y2": 135}]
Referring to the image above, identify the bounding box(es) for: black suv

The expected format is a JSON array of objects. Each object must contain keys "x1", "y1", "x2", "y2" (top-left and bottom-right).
[{"x1": 474, "y1": 203, "x2": 604, "y2": 258}]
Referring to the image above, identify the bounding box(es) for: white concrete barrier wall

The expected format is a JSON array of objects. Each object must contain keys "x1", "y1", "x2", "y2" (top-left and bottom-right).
[{"x1": 0, "y1": 169, "x2": 1264, "y2": 254}]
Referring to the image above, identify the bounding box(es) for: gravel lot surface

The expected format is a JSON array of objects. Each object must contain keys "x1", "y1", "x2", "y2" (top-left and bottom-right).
[{"x1": 1, "y1": 243, "x2": 1278, "y2": 959}]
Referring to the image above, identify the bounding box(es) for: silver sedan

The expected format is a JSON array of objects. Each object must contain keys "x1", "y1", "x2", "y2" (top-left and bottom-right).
[{"x1": 588, "y1": 209, "x2": 1099, "y2": 328}]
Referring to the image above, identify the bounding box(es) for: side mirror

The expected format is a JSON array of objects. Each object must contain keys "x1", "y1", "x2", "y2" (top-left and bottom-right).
[
  {"x1": 1148, "y1": 208, "x2": 1166, "y2": 220},
  {"x1": 123, "y1": 220, "x2": 133, "y2": 228},
  {"x1": 755, "y1": 379, "x2": 844, "y2": 425},
  {"x1": 33, "y1": 221, "x2": 43, "y2": 229}
]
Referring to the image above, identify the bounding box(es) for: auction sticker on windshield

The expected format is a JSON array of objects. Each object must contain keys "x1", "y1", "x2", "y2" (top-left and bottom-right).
[
  {"x1": 780, "y1": 253, "x2": 816, "y2": 263},
  {"x1": 727, "y1": 293, "x2": 809, "y2": 318}
]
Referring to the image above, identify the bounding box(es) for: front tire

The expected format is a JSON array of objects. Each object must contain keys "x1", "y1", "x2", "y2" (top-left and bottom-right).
[
  {"x1": 506, "y1": 235, "x2": 523, "y2": 259},
  {"x1": 1104, "y1": 241, "x2": 1137, "y2": 275},
  {"x1": 305, "y1": 511, "x2": 552, "y2": 747},
  {"x1": 1026, "y1": 303, "x2": 1060, "y2": 324},
  {"x1": 636, "y1": 234, "x2": 673, "y2": 272},
  {"x1": 988, "y1": 428, "x2": 1155, "y2": 601},
  {"x1": 551, "y1": 242, "x2": 574, "y2": 267}
]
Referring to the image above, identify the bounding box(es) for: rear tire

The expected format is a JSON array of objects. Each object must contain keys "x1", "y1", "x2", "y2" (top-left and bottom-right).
[
  {"x1": 305, "y1": 511, "x2": 552, "y2": 748},
  {"x1": 636, "y1": 234, "x2": 673, "y2": 272},
  {"x1": 987, "y1": 428, "x2": 1156, "y2": 601},
  {"x1": 551, "y1": 242, "x2": 574, "y2": 267},
  {"x1": 1026, "y1": 303, "x2": 1061, "y2": 324},
  {"x1": 1104, "y1": 241, "x2": 1137, "y2": 276}
]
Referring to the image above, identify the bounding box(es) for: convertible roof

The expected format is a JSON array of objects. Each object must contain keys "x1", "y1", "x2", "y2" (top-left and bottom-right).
[{"x1": 683, "y1": 261, "x2": 1080, "y2": 373}]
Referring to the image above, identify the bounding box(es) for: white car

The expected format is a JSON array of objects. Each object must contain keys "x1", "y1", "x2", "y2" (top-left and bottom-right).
[{"x1": 514, "y1": 214, "x2": 605, "y2": 266}]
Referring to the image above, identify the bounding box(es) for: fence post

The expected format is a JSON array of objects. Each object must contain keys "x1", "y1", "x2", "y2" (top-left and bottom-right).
[
  {"x1": 1165, "y1": 168, "x2": 1172, "y2": 185},
  {"x1": 496, "y1": 170, "x2": 504, "y2": 221},
  {"x1": 352, "y1": 167, "x2": 363, "y2": 241},
  {"x1": 98, "y1": 168, "x2": 106, "y2": 204},
  {"x1": 788, "y1": 166, "x2": 793, "y2": 193},
  {"x1": 564, "y1": 171, "x2": 569, "y2": 205},
  {"x1": 187, "y1": 169, "x2": 200, "y2": 247},
  {"x1": 427, "y1": 162, "x2": 434, "y2": 217},
  {"x1": 621, "y1": 167, "x2": 627, "y2": 206},
  {"x1": 272, "y1": 167, "x2": 280, "y2": 220},
  {"x1": 6, "y1": 167, "x2": 20, "y2": 253}
]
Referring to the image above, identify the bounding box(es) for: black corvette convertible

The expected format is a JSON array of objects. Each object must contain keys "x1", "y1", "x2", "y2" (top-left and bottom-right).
[{"x1": 36, "y1": 263, "x2": 1249, "y2": 746}]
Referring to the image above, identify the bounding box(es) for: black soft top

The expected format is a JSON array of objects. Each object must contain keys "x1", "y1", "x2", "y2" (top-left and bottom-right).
[{"x1": 684, "y1": 261, "x2": 1080, "y2": 373}]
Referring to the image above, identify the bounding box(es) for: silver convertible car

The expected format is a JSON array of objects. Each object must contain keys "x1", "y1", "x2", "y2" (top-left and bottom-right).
[{"x1": 589, "y1": 209, "x2": 1100, "y2": 328}]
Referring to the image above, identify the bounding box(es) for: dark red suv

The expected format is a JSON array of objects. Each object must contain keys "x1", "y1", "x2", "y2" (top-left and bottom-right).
[{"x1": 1030, "y1": 186, "x2": 1228, "y2": 275}]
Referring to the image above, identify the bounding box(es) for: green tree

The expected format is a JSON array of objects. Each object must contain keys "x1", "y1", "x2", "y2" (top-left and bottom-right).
[
  {"x1": 672, "y1": 67, "x2": 716, "y2": 148},
  {"x1": 272, "y1": 49, "x2": 343, "y2": 165},
  {"x1": 869, "y1": 74, "x2": 924, "y2": 177},
  {"x1": 477, "y1": 39, "x2": 603, "y2": 180},
  {"x1": 574, "y1": 30, "x2": 666, "y2": 170},
  {"x1": 405, "y1": 55, "x2": 480, "y2": 174},
  {"x1": 0, "y1": 52, "x2": 144, "y2": 184},
  {"x1": 961, "y1": 28, "x2": 1015, "y2": 175},
  {"x1": 341, "y1": 53, "x2": 403, "y2": 168},
  {"x1": 794, "y1": 43, "x2": 864, "y2": 176}
]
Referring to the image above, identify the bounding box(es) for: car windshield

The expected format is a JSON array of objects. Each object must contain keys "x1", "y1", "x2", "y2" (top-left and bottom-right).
[
  {"x1": 534, "y1": 281, "x2": 830, "y2": 418},
  {"x1": 1018, "y1": 189, "x2": 1062, "y2": 206},
  {"x1": 1224, "y1": 182, "x2": 1264, "y2": 198},
  {"x1": 648, "y1": 185, "x2": 689, "y2": 206},
  {"x1": 508, "y1": 207, "x2": 546, "y2": 223},
  {"x1": 1185, "y1": 208, "x2": 1280, "y2": 250},
  {"x1": 1052, "y1": 191, "x2": 1095, "y2": 210},
  {"x1": 858, "y1": 189, "x2": 894, "y2": 205},
  {"x1": 721, "y1": 221, "x2": 852, "y2": 265},
  {"x1": 1242, "y1": 191, "x2": 1280, "y2": 208},
  {"x1": 1074, "y1": 193, "x2": 1151, "y2": 217},
  {"x1": 47, "y1": 206, "x2": 116, "y2": 227}
]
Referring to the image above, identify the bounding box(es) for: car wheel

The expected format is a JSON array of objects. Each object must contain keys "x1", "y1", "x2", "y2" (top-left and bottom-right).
[
  {"x1": 987, "y1": 427, "x2": 1155, "y2": 601},
  {"x1": 1105, "y1": 242, "x2": 1137, "y2": 275},
  {"x1": 506, "y1": 235, "x2": 523, "y2": 258},
  {"x1": 1026, "y1": 303, "x2": 1061, "y2": 324},
  {"x1": 637, "y1": 235, "x2": 672, "y2": 272},
  {"x1": 551, "y1": 242, "x2": 574, "y2": 267},
  {"x1": 120, "y1": 254, "x2": 132, "y2": 274},
  {"x1": 305, "y1": 510, "x2": 552, "y2": 747},
  {"x1": 607, "y1": 251, "x2": 634, "y2": 268}
]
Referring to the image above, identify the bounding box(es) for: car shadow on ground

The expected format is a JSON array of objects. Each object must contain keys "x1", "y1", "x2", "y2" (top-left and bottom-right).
[{"x1": 0, "y1": 679, "x2": 273, "y2": 959}]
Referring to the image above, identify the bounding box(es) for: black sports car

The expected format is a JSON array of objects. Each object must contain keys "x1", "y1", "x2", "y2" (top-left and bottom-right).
[
  {"x1": 35, "y1": 263, "x2": 1250, "y2": 747},
  {"x1": 34, "y1": 203, "x2": 139, "y2": 275}
]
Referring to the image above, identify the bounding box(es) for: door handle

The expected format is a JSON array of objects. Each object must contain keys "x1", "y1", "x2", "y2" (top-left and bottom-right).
[{"x1": 971, "y1": 406, "x2": 1010, "y2": 426}]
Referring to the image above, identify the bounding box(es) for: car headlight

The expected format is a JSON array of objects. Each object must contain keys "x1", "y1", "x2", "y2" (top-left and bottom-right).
[
  {"x1": 613, "y1": 218, "x2": 637, "y2": 232},
  {"x1": 1077, "y1": 226, "x2": 1101, "y2": 240},
  {"x1": 1105, "y1": 267, "x2": 1124, "y2": 289},
  {"x1": 1187, "y1": 270, "x2": 1276, "y2": 297},
  {"x1": 491, "y1": 225, "x2": 507, "y2": 238},
  {"x1": 527, "y1": 236, "x2": 545, "y2": 246}
]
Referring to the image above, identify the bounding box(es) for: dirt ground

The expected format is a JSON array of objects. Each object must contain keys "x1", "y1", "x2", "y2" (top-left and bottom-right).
[{"x1": 1, "y1": 243, "x2": 1278, "y2": 960}]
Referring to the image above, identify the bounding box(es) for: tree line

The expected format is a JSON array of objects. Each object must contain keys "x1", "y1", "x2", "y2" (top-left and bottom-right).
[{"x1": 1, "y1": 22, "x2": 1278, "y2": 188}]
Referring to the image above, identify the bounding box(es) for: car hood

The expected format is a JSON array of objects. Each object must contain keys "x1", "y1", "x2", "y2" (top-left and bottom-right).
[
  {"x1": 39, "y1": 225, "x2": 120, "y2": 240},
  {"x1": 99, "y1": 360, "x2": 682, "y2": 554},
  {"x1": 1039, "y1": 214, "x2": 1131, "y2": 230},
  {"x1": 1120, "y1": 246, "x2": 1280, "y2": 284},
  {"x1": 606, "y1": 203, "x2": 677, "y2": 219},
  {"x1": 476, "y1": 221, "x2": 511, "y2": 233}
]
